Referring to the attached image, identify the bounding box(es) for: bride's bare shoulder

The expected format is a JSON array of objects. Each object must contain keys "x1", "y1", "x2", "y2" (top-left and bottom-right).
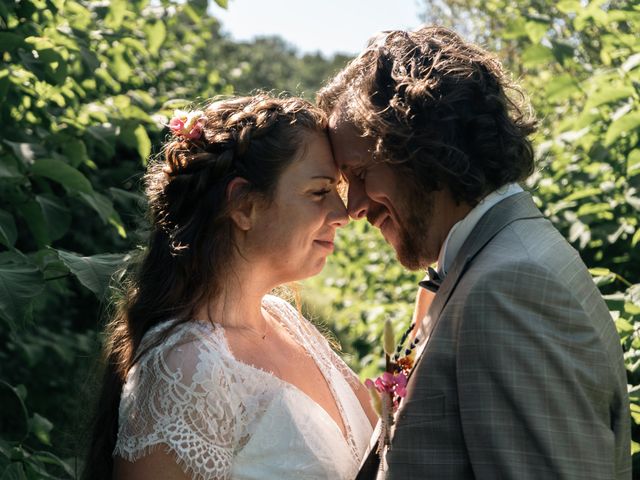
[{"x1": 113, "y1": 446, "x2": 190, "y2": 480}]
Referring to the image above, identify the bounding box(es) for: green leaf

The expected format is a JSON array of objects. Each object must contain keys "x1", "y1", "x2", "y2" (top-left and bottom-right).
[
  {"x1": 36, "y1": 194, "x2": 71, "y2": 242},
  {"x1": 78, "y1": 191, "x2": 126, "y2": 237},
  {"x1": 584, "y1": 86, "x2": 634, "y2": 110},
  {"x1": 111, "y1": 51, "x2": 132, "y2": 82},
  {"x1": 56, "y1": 250, "x2": 128, "y2": 297},
  {"x1": 521, "y1": 44, "x2": 554, "y2": 67},
  {"x1": 556, "y1": 0, "x2": 580, "y2": 13},
  {"x1": 576, "y1": 202, "x2": 611, "y2": 217},
  {"x1": 0, "y1": 381, "x2": 29, "y2": 443},
  {"x1": 77, "y1": 192, "x2": 112, "y2": 223},
  {"x1": 17, "y1": 200, "x2": 50, "y2": 248},
  {"x1": 0, "y1": 461, "x2": 28, "y2": 479},
  {"x1": 605, "y1": 112, "x2": 640, "y2": 146},
  {"x1": 0, "y1": 210, "x2": 17, "y2": 247},
  {"x1": 524, "y1": 20, "x2": 548, "y2": 43},
  {"x1": 214, "y1": 0, "x2": 229, "y2": 7},
  {"x1": 589, "y1": 267, "x2": 616, "y2": 287},
  {"x1": 31, "y1": 159, "x2": 93, "y2": 194},
  {"x1": 628, "y1": 149, "x2": 640, "y2": 177},
  {"x1": 145, "y1": 20, "x2": 166, "y2": 55},
  {"x1": 60, "y1": 137, "x2": 90, "y2": 168},
  {"x1": 29, "y1": 413, "x2": 53, "y2": 446},
  {"x1": 625, "y1": 303, "x2": 640, "y2": 315},
  {"x1": 616, "y1": 317, "x2": 634, "y2": 335},
  {"x1": 0, "y1": 261, "x2": 44, "y2": 324},
  {"x1": 105, "y1": 0, "x2": 127, "y2": 29},
  {"x1": 0, "y1": 33, "x2": 25, "y2": 53},
  {"x1": 563, "y1": 187, "x2": 601, "y2": 202},
  {"x1": 545, "y1": 74, "x2": 576, "y2": 102},
  {"x1": 134, "y1": 125, "x2": 151, "y2": 163},
  {"x1": 632, "y1": 228, "x2": 640, "y2": 247},
  {"x1": 0, "y1": 68, "x2": 9, "y2": 103},
  {"x1": 28, "y1": 451, "x2": 75, "y2": 477}
]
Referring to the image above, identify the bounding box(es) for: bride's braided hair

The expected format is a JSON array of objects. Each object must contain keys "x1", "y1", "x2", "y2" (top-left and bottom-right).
[{"x1": 83, "y1": 94, "x2": 326, "y2": 480}]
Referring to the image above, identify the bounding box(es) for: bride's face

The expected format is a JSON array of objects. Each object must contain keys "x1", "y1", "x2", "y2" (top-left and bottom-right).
[{"x1": 248, "y1": 132, "x2": 348, "y2": 284}]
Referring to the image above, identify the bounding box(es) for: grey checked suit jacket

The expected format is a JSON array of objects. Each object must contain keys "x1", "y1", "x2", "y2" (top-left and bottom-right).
[{"x1": 381, "y1": 192, "x2": 630, "y2": 479}]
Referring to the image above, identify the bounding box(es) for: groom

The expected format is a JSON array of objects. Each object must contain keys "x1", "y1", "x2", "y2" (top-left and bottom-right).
[{"x1": 318, "y1": 26, "x2": 630, "y2": 479}]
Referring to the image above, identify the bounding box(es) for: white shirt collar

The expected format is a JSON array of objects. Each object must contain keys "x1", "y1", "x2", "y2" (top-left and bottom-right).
[{"x1": 436, "y1": 183, "x2": 523, "y2": 276}]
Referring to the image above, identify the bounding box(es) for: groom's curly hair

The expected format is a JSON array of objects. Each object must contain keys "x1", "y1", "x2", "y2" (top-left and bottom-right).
[{"x1": 318, "y1": 26, "x2": 537, "y2": 205}]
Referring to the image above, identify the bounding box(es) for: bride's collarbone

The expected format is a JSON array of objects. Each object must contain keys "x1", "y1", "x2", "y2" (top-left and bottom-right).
[{"x1": 225, "y1": 324, "x2": 309, "y2": 374}]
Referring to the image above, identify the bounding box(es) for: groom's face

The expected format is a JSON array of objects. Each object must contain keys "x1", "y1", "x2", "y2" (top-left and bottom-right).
[{"x1": 328, "y1": 118, "x2": 440, "y2": 269}]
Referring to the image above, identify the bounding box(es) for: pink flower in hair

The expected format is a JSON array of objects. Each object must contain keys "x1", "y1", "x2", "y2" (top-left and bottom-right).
[{"x1": 169, "y1": 109, "x2": 205, "y2": 139}]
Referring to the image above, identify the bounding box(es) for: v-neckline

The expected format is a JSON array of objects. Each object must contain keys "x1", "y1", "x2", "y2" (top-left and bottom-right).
[{"x1": 196, "y1": 310, "x2": 353, "y2": 450}]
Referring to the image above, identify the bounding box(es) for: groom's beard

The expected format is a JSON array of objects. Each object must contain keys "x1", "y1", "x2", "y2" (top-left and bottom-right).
[{"x1": 394, "y1": 186, "x2": 435, "y2": 271}]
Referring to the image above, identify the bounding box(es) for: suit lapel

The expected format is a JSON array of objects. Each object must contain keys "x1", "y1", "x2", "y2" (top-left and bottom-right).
[{"x1": 411, "y1": 192, "x2": 543, "y2": 374}]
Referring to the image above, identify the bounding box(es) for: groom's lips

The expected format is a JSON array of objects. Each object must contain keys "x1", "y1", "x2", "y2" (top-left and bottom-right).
[
  {"x1": 369, "y1": 213, "x2": 390, "y2": 229},
  {"x1": 314, "y1": 239, "x2": 335, "y2": 251}
]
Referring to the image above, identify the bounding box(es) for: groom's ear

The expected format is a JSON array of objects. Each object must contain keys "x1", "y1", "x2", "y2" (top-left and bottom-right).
[{"x1": 226, "y1": 177, "x2": 257, "y2": 231}]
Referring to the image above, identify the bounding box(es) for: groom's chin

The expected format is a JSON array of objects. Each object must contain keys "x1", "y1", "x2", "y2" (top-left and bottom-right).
[{"x1": 394, "y1": 242, "x2": 429, "y2": 272}]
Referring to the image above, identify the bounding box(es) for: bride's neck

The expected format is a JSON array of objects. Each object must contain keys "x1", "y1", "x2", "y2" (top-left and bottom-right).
[{"x1": 196, "y1": 255, "x2": 273, "y2": 332}]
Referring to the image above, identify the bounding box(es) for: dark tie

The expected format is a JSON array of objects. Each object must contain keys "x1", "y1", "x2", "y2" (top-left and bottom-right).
[{"x1": 418, "y1": 267, "x2": 442, "y2": 293}]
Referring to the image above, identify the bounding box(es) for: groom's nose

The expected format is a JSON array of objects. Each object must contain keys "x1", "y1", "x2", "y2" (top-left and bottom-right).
[{"x1": 347, "y1": 180, "x2": 368, "y2": 220}]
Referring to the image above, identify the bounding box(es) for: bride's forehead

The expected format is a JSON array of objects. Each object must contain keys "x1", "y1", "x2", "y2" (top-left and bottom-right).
[{"x1": 281, "y1": 137, "x2": 339, "y2": 179}]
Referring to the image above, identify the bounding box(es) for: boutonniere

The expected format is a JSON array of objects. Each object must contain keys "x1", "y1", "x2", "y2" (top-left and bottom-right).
[{"x1": 365, "y1": 319, "x2": 420, "y2": 453}]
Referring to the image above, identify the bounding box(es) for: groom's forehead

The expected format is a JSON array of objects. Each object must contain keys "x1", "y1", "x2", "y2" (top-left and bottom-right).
[{"x1": 328, "y1": 120, "x2": 375, "y2": 170}]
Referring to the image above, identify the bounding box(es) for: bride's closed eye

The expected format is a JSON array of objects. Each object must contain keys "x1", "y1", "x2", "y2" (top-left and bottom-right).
[{"x1": 312, "y1": 188, "x2": 332, "y2": 198}]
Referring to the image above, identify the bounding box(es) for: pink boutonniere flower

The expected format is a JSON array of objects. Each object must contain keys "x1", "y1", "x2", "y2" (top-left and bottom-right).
[
  {"x1": 365, "y1": 371, "x2": 408, "y2": 398},
  {"x1": 169, "y1": 109, "x2": 206, "y2": 140},
  {"x1": 364, "y1": 318, "x2": 420, "y2": 453}
]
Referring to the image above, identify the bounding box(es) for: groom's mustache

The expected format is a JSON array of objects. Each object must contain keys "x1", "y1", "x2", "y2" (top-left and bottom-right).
[{"x1": 367, "y1": 208, "x2": 388, "y2": 229}]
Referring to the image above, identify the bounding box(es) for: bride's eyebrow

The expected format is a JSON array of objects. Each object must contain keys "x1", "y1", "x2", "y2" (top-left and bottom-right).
[{"x1": 311, "y1": 175, "x2": 338, "y2": 183}]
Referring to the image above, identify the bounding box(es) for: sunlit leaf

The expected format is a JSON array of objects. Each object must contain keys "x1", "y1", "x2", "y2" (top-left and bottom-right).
[
  {"x1": 605, "y1": 112, "x2": 640, "y2": 146},
  {"x1": 134, "y1": 125, "x2": 151, "y2": 163},
  {"x1": 524, "y1": 20, "x2": 548, "y2": 43},
  {"x1": 545, "y1": 74, "x2": 577, "y2": 102},
  {"x1": 29, "y1": 413, "x2": 53, "y2": 446},
  {"x1": 145, "y1": 20, "x2": 166, "y2": 55},
  {"x1": 622, "y1": 53, "x2": 640, "y2": 73}
]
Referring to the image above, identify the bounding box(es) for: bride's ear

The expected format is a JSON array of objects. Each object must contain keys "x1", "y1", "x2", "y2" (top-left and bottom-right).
[{"x1": 226, "y1": 177, "x2": 256, "y2": 231}]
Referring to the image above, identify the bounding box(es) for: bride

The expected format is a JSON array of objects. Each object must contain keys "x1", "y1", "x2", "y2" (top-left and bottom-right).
[{"x1": 83, "y1": 94, "x2": 376, "y2": 480}]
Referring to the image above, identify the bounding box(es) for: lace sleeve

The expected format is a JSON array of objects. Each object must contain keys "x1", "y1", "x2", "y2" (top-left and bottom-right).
[{"x1": 114, "y1": 325, "x2": 239, "y2": 480}]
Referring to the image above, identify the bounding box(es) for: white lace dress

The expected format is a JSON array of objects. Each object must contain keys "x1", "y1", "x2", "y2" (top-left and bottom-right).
[{"x1": 114, "y1": 295, "x2": 373, "y2": 479}]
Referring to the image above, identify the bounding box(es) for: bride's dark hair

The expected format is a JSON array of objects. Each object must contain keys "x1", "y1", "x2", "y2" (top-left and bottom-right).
[{"x1": 82, "y1": 94, "x2": 326, "y2": 479}]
